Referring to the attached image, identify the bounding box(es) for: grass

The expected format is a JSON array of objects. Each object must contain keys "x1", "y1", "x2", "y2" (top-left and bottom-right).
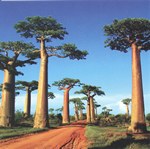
[
  {"x1": 0, "y1": 126, "x2": 48, "y2": 140},
  {"x1": 86, "y1": 125, "x2": 150, "y2": 149}
]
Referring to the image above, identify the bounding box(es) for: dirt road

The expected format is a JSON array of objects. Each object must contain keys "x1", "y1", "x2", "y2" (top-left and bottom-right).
[{"x1": 0, "y1": 121, "x2": 87, "y2": 149}]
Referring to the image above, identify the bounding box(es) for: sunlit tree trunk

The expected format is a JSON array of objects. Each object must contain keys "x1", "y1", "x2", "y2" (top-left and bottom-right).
[
  {"x1": 129, "y1": 43, "x2": 146, "y2": 133},
  {"x1": 0, "y1": 68, "x2": 15, "y2": 127},
  {"x1": 24, "y1": 87, "x2": 31, "y2": 118},
  {"x1": 62, "y1": 88, "x2": 70, "y2": 124},
  {"x1": 90, "y1": 97, "x2": 95, "y2": 123},
  {"x1": 79, "y1": 109, "x2": 83, "y2": 120},
  {"x1": 34, "y1": 38, "x2": 49, "y2": 128},
  {"x1": 74, "y1": 103, "x2": 79, "y2": 121},
  {"x1": 126, "y1": 104, "x2": 129, "y2": 118},
  {"x1": 86, "y1": 98, "x2": 91, "y2": 123}
]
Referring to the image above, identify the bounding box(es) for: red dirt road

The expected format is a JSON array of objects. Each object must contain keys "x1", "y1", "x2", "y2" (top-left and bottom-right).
[{"x1": 0, "y1": 121, "x2": 87, "y2": 149}]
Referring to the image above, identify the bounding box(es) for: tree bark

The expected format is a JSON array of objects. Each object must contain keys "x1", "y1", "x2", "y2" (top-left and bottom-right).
[
  {"x1": 86, "y1": 98, "x2": 91, "y2": 123},
  {"x1": 74, "y1": 103, "x2": 79, "y2": 121},
  {"x1": 34, "y1": 39, "x2": 49, "y2": 128},
  {"x1": 0, "y1": 68, "x2": 15, "y2": 127},
  {"x1": 126, "y1": 105, "x2": 129, "y2": 118},
  {"x1": 24, "y1": 87, "x2": 31, "y2": 118},
  {"x1": 79, "y1": 109, "x2": 83, "y2": 120},
  {"x1": 62, "y1": 88, "x2": 70, "y2": 124},
  {"x1": 129, "y1": 43, "x2": 146, "y2": 133},
  {"x1": 90, "y1": 97, "x2": 95, "y2": 123}
]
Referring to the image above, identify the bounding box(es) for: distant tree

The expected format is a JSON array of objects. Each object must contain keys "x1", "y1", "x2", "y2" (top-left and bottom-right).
[
  {"x1": 94, "y1": 102, "x2": 101, "y2": 118},
  {"x1": 70, "y1": 98, "x2": 80, "y2": 121},
  {"x1": 146, "y1": 113, "x2": 150, "y2": 126},
  {"x1": 102, "y1": 106, "x2": 112, "y2": 118},
  {"x1": 0, "y1": 41, "x2": 37, "y2": 127},
  {"x1": 49, "y1": 108, "x2": 54, "y2": 115},
  {"x1": 104, "y1": 18, "x2": 150, "y2": 133},
  {"x1": 53, "y1": 78, "x2": 81, "y2": 124},
  {"x1": 55, "y1": 107, "x2": 63, "y2": 114},
  {"x1": 15, "y1": 16, "x2": 88, "y2": 128},
  {"x1": 121, "y1": 98, "x2": 131, "y2": 118},
  {"x1": 77, "y1": 99, "x2": 85, "y2": 120},
  {"x1": 16, "y1": 80, "x2": 38, "y2": 118},
  {"x1": 75, "y1": 85, "x2": 105, "y2": 123}
]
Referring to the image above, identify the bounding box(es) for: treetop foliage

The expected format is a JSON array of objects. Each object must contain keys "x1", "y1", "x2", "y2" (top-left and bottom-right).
[
  {"x1": 0, "y1": 41, "x2": 37, "y2": 75},
  {"x1": 16, "y1": 80, "x2": 38, "y2": 92},
  {"x1": 52, "y1": 78, "x2": 81, "y2": 90},
  {"x1": 48, "y1": 92, "x2": 55, "y2": 99},
  {"x1": 47, "y1": 43, "x2": 88, "y2": 60},
  {"x1": 75, "y1": 84, "x2": 105, "y2": 97},
  {"x1": 15, "y1": 16, "x2": 68, "y2": 42},
  {"x1": 104, "y1": 18, "x2": 150, "y2": 52},
  {"x1": 121, "y1": 98, "x2": 131, "y2": 105}
]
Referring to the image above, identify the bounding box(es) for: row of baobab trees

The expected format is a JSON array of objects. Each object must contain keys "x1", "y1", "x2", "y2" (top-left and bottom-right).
[{"x1": 0, "y1": 16, "x2": 149, "y2": 133}]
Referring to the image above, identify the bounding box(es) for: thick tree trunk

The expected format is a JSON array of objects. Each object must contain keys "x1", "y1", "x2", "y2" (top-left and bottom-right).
[
  {"x1": 79, "y1": 109, "x2": 83, "y2": 120},
  {"x1": 0, "y1": 69, "x2": 15, "y2": 127},
  {"x1": 129, "y1": 43, "x2": 146, "y2": 133},
  {"x1": 126, "y1": 105, "x2": 129, "y2": 118},
  {"x1": 90, "y1": 97, "x2": 95, "y2": 123},
  {"x1": 24, "y1": 87, "x2": 31, "y2": 118},
  {"x1": 86, "y1": 98, "x2": 91, "y2": 123},
  {"x1": 34, "y1": 39, "x2": 49, "y2": 128},
  {"x1": 62, "y1": 89, "x2": 70, "y2": 124},
  {"x1": 74, "y1": 103, "x2": 79, "y2": 121}
]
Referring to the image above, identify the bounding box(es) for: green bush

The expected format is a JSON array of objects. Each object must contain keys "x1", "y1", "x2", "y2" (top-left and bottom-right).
[{"x1": 15, "y1": 110, "x2": 24, "y2": 124}]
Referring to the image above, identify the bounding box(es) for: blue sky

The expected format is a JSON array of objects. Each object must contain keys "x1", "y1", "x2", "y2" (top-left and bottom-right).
[{"x1": 0, "y1": 0, "x2": 150, "y2": 115}]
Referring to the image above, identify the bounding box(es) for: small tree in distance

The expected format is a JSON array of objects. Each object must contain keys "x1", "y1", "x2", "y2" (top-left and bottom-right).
[
  {"x1": 16, "y1": 80, "x2": 38, "y2": 118},
  {"x1": 121, "y1": 98, "x2": 131, "y2": 118},
  {"x1": 53, "y1": 78, "x2": 81, "y2": 124}
]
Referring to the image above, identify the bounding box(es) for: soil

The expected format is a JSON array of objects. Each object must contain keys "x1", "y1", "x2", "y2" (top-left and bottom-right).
[{"x1": 0, "y1": 121, "x2": 87, "y2": 149}]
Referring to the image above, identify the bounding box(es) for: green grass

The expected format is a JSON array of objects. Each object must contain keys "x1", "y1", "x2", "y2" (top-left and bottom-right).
[
  {"x1": 86, "y1": 125, "x2": 150, "y2": 149},
  {"x1": 0, "y1": 126, "x2": 48, "y2": 140}
]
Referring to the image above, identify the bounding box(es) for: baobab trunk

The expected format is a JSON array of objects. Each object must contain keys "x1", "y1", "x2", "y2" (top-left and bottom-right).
[
  {"x1": 126, "y1": 105, "x2": 129, "y2": 118},
  {"x1": 74, "y1": 103, "x2": 79, "y2": 121},
  {"x1": 79, "y1": 109, "x2": 83, "y2": 120},
  {"x1": 129, "y1": 43, "x2": 146, "y2": 133},
  {"x1": 34, "y1": 39, "x2": 49, "y2": 128},
  {"x1": 86, "y1": 98, "x2": 91, "y2": 123},
  {"x1": 24, "y1": 87, "x2": 31, "y2": 118},
  {"x1": 90, "y1": 97, "x2": 95, "y2": 123},
  {"x1": 0, "y1": 69, "x2": 15, "y2": 127},
  {"x1": 62, "y1": 88, "x2": 70, "y2": 124}
]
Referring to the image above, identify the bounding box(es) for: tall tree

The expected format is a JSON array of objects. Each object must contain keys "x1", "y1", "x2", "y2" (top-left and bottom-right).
[
  {"x1": 53, "y1": 78, "x2": 81, "y2": 124},
  {"x1": 75, "y1": 85, "x2": 105, "y2": 123},
  {"x1": 94, "y1": 102, "x2": 101, "y2": 118},
  {"x1": 77, "y1": 99, "x2": 85, "y2": 120},
  {"x1": 122, "y1": 98, "x2": 131, "y2": 118},
  {"x1": 15, "y1": 16, "x2": 88, "y2": 128},
  {"x1": 0, "y1": 41, "x2": 36, "y2": 127},
  {"x1": 16, "y1": 80, "x2": 38, "y2": 118},
  {"x1": 104, "y1": 18, "x2": 150, "y2": 133},
  {"x1": 70, "y1": 98, "x2": 80, "y2": 121}
]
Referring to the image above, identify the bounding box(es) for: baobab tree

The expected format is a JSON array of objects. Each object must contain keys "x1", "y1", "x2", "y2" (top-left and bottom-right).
[
  {"x1": 94, "y1": 102, "x2": 101, "y2": 118},
  {"x1": 77, "y1": 99, "x2": 85, "y2": 120},
  {"x1": 104, "y1": 18, "x2": 150, "y2": 133},
  {"x1": 70, "y1": 98, "x2": 80, "y2": 121},
  {"x1": 0, "y1": 41, "x2": 36, "y2": 127},
  {"x1": 122, "y1": 98, "x2": 131, "y2": 118},
  {"x1": 53, "y1": 78, "x2": 81, "y2": 124},
  {"x1": 76, "y1": 85, "x2": 105, "y2": 123},
  {"x1": 15, "y1": 16, "x2": 88, "y2": 128},
  {"x1": 16, "y1": 80, "x2": 38, "y2": 118}
]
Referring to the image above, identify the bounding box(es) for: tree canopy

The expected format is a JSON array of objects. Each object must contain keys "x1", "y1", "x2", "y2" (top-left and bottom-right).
[
  {"x1": 0, "y1": 41, "x2": 37, "y2": 75},
  {"x1": 75, "y1": 85, "x2": 105, "y2": 97},
  {"x1": 122, "y1": 98, "x2": 131, "y2": 105},
  {"x1": 104, "y1": 18, "x2": 150, "y2": 52},
  {"x1": 53, "y1": 78, "x2": 81, "y2": 90}
]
